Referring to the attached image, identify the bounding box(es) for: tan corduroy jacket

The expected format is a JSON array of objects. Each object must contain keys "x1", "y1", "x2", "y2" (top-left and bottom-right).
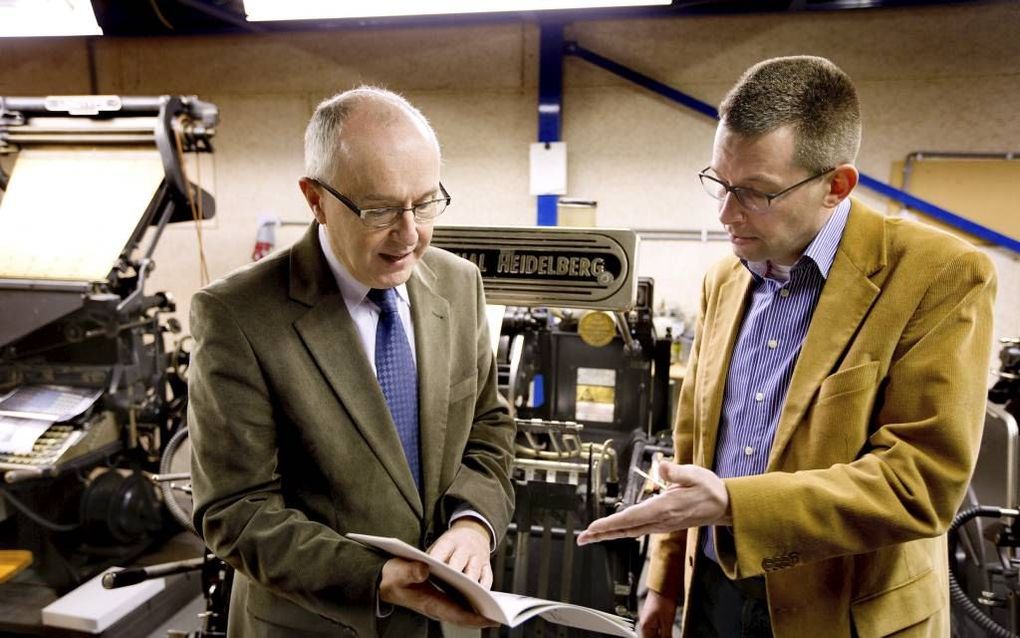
[{"x1": 646, "y1": 199, "x2": 997, "y2": 638}]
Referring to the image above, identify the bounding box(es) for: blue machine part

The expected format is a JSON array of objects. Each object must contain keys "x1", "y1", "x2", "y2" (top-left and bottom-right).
[{"x1": 537, "y1": 22, "x2": 565, "y2": 226}]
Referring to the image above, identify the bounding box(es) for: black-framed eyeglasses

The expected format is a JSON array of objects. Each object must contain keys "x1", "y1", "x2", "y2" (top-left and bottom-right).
[
  {"x1": 309, "y1": 178, "x2": 451, "y2": 229},
  {"x1": 698, "y1": 166, "x2": 835, "y2": 213}
]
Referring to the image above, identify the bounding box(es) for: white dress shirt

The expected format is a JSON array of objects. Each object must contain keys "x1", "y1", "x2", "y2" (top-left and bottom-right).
[{"x1": 317, "y1": 225, "x2": 494, "y2": 546}]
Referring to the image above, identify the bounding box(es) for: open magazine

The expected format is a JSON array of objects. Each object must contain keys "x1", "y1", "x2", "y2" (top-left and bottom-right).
[{"x1": 347, "y1": 533, "x2": 636, "y2": 638}]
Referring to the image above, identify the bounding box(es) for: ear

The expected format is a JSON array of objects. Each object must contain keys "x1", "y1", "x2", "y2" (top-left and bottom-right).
[
  {"x1": 824, "y1": 164, "x2": 858, "y2": 207},
  {"x1": 298, "y1": 177, "x2": 327, "y2": 224}
]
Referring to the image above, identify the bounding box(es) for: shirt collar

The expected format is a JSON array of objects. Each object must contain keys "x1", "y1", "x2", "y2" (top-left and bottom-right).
[
  {"x1": 317, "y1": 223, "x2": 410, "y2": 309},
  {"x1": 744, "y1": 197, "x2": 851, "y2": 281}
]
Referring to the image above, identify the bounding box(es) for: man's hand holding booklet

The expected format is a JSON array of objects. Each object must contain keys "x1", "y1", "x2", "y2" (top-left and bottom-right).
[{"x1": 348, "y1": 533, "x2": 637, "y2": 637}]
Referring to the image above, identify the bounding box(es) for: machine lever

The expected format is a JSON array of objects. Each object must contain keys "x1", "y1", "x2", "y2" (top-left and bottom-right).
[{"x1": 102, "y1": 556, "x2": 204, "y2": 589}]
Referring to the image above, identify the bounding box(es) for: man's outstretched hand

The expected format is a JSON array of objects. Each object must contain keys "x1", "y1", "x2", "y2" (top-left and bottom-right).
[{"x1": 577, "y1": 462, "x2": 730, "y2": 545}]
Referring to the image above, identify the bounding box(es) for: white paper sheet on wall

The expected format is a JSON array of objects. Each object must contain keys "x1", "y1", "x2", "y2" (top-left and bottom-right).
[{"x1": 529, "y1": 141, "x2": 567, "y2": 196}]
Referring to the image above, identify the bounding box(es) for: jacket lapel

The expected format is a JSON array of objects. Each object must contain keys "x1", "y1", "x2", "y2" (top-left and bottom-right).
[
  {"x1": 767, "y1": 200, "x2": 886, "y2": 469},
  {"x1": 407, "y1": 260, "x2": 451, "y2": 527},
  {"x1": 289, "y1": 224, "x2": 423, "y2": 517},
  {"x1": 699, "y1": 264, "x2": 753, "y2": 469}
]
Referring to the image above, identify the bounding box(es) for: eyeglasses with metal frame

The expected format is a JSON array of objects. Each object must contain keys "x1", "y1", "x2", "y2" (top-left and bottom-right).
[
  {"x1": 309, "y1": 177, "x2": 451, "y2": 229},
  {"x1": 698, "y1": 166, "x2": 835, "y2": 213}
]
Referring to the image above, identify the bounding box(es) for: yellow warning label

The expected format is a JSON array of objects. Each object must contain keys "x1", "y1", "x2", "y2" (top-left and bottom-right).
[{"x1": 576, "y1": 384, "x2": 615, "y2": 404}]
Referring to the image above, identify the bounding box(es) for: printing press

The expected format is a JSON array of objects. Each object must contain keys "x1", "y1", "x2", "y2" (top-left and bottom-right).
[
  {"x1": 0, "y1": 95, "x2": 217, "y2": 633},
  {"x1": 432, "y1": 226, "x2": 676, "y2": 636},
  {"x1": 950, "y1": 337, "x2": 1020, "y2": 638}
]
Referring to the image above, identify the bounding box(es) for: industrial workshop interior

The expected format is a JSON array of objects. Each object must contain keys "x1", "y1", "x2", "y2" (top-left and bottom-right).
[{"x1": 0, "y1": 0, "x2": 1018, "y2": 637}]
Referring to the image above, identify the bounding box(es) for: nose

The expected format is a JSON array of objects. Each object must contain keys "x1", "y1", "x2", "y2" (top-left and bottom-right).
[
  {"x1": 717, "y1": 191, "x2": 746, "y2": 225},
  {"x1": 389, "y1": 208, "x2": 419, "y2": 245}
]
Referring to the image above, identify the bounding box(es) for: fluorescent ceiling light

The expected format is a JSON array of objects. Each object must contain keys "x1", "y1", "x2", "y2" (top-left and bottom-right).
[
  {"x1": 0, "y1": 0, "x2": 102, "y2": 37},
  {"x1": 244, "y1": 0, "x2": 672, "y2": 22}
]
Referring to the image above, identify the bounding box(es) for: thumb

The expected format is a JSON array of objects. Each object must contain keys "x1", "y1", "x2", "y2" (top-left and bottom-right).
[
  {"x1": 406, "y1": 561, "x2": 430, "y2": 584},
  {"x1": 658, "y1": 462, "x2": 695, "y2": 485}
]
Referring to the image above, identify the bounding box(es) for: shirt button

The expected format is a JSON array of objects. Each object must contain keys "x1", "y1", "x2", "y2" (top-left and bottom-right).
[
  {"x1": 744, "y1": 446, "x2": 754, "y2": 456},
  {"x1": 755, "y1": 392, "x2": 765, "y2": 402},
  {"x1": 767, "y1": 339, "x2": 778, "y2": 349},
  {"x1": 779, "y1": 288, "x2": 790, "y2": 298}
]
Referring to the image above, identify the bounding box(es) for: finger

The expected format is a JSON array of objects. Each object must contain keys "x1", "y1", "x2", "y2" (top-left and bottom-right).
[
  {"x1": 402, "y1": 560, "x2": 430, "y2": 584},
  {"x1": 649, "y1": 615, "x2": 673, "y2": 638},
  {"x1": 639, "y1": 618, "x2": 667, "y2": 638},
  {"x1": 421, "y1": 590, "x2": 496, "y2": 627},
  {"x1": 579, "y1": 521, "x2": 665, "y2": 544},
  {"x1": 659, "y1": 462, "x2": 700, "y2": 486},
  {"x1": 462, "y1": 553, "x2": 486, "y2": 584},
  {"x1": 479, "y1": 561, "x2": 493, "y2": 590},
  {"x1": 427, "y1": 538, "x2": 455, "y2": 563},
  {"x1": 580, "y1": 499, "x2": 662, "y2": 537},
  {"x1": 446, "y1": 548, "x2": 469, "y2": 574}
]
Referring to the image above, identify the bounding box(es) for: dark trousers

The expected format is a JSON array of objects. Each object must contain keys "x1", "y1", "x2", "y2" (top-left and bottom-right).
[{"x1": 685, "y1": 552, "x2": 773, "y2": 638}]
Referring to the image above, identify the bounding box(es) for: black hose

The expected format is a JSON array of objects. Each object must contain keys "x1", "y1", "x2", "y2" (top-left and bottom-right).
[
  {"x1": 0, "y1": 486, "x2": 80, "y2": 532},
  {"x1": 948, "y1": 505, "x2": 1019, "y2": 638}
]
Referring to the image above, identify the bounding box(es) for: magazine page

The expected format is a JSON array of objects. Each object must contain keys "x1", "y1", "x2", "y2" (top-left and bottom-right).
[
  {"x1": 488, "y1": 592, "x2": 636, "y2": 637},
  {"x1": 346, "y1": 534, "x2": 637, "y2": 637},
  {"x1": 346, "y1": 533, "x2": 510, "y2": 624}
]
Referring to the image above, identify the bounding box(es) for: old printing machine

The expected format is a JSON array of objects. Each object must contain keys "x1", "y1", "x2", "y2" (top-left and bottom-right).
[
  {"x1": 0, "y1": 95, "x2": 676, "y2": 635},
  {"x1": 0, "y1": 95, "x2": 217, "y2": 634},
  {"x1": 432, "y1": 226, "x2": 676, "y2": 636},
  {"x1": 6, "y1": 94, "x2": 1020, "y2": 638},
  {"x1": 105, "y1": 227, "x2": 676, "y2": 638}
]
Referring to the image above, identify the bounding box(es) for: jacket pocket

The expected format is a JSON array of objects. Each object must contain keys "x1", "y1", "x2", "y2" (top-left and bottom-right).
[
  {"x1": 817, "y1": 360, "x2": 880, "y2": 402},
  {"x1": 850, "y1": 568, "x2": 945, "y2": 638},
  {"x1": 246, "y1": 582, "x2": 353, "y2": 634},
  {"x1": 449, "y1": 373, "x2": 477, "y2": 403}
]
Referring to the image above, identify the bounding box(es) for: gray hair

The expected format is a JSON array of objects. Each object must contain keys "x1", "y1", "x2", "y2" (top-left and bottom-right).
[
  {"x1": 719, "y1": 56, "x2": 861, "y2": 172},
  {"x1": 303, "y1": 86, "x2": 439, "y2": 181}
]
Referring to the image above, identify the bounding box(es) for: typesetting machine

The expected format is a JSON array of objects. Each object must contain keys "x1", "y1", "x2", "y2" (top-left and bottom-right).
[
  {"x1": 433, "y1": 226, "x2": 676, "y2": 636},
  {"x1": 0, "y1": 94, "x2": 216, "y2": 635}
]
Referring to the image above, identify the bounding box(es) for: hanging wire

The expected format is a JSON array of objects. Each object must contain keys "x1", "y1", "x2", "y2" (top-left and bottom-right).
[
  {"x1": 174, "y1": 123, "x2": 211, "y2": 286},
  {"x1": 148, "y1": 0, "x2": 175, "y2": 31}
]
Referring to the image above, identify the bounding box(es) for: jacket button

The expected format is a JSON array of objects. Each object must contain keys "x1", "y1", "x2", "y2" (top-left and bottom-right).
[{"x1": 689, "y1": 555, "x2": 694, "y2": 567}]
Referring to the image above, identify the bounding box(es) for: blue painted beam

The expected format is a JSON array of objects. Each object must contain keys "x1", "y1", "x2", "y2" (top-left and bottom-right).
[
  {"x1": 858, "y1": 174, "x2": 1020, "y2": 252},
  {"x1": 565, "y1": 41, "x2": 1019, "y2": 253},
  {"x1": 536, "y1": 22, "x2": 565, "y2": 226},
  {"x1": 565, "y1": 41, "x2": 718, "y2": 120}
]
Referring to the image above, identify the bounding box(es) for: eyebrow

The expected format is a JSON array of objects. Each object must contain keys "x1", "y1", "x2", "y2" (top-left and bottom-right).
[
  {"x1": 711, "y1": 169, "x2": 782, "y2": 190},
  {"x1": 360, "y1": 187, "x2": 441, "y2": 205}
]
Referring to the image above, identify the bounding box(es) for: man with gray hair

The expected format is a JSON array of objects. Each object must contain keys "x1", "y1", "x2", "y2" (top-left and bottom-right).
[
  {"x1": 189, "y1": 87, "x2": 515, "y2": 637},
  {"x1": 577, "y1": 56, "x2": 996, "y2": 637}
]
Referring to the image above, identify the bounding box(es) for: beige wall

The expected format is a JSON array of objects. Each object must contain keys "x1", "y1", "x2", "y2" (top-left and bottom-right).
[{"x1": 1, "y1": 2, "x2": 1018, "y2": 366}]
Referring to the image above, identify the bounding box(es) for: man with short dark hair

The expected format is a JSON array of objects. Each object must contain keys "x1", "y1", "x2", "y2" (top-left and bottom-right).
[
  {"x1": 578, "y1": 56, "x2": 996, "y2": 638},
  {"x1": 189, "y1": 87, "x2": 515, "y2": 637}
]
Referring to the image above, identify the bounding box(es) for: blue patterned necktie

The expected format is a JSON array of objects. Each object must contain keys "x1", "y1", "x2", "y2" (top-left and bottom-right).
[{"x1": 367, "y1": 287, "x2": 421, "y2": 490}]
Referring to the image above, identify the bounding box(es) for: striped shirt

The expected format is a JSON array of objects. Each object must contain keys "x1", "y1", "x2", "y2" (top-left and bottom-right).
[{"x1": 705, "y1": 198, "x2": 851, "y2": 562}]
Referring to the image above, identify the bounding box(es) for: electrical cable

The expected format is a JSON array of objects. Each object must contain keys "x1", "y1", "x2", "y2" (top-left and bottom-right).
[
  {"x1": 948, "y1": 505, "x2": 1020, "y2": 638},
  {"x1": 148, "y1": 0, "x2": 175, "y2": 31},
  {"x1": 0, "y1": 486, "x2": 81, "y2": 532},
  {"x1": 173, "y1": 123, "x2": 210, "y2": 285}
]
